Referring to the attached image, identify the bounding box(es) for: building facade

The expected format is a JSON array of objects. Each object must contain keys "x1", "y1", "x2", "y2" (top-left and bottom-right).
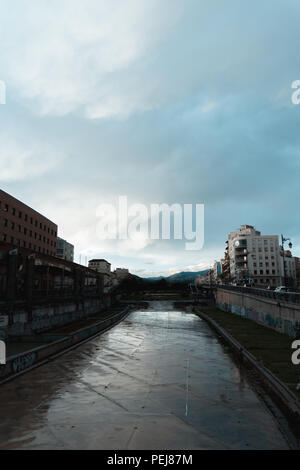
[
  {"x1": 227, "y1": 225, "x2": 282, "y2": 287},
  {"x1": 114, "y1": 268, "x2": 129, "y2": 280},
  {"x1": 279, "y1": 249, "x2": 296, "y2": 287},
  {"x1": 88, "y1": 259, "x2": 111, "y2": 286},
  {"x1": 294, "y1": 257, "x2": 300, "y2": 289},
  {"x1": 56, "y1": 237, "x2": 74, "y2": 262},
  {"x1": 213, "y1": 261, "x2": 222, "y2": 281},
  {"x1": 0, "y1": 189, "x2": 57, "y2": 257}
]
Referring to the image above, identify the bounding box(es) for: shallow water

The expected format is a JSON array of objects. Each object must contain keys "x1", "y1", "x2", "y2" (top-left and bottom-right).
[{"x1": 0, "y1": 305, "x2": 288, "y2": 449}]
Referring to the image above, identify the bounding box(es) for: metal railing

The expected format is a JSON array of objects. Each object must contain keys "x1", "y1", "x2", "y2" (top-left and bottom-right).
[{"x1": 211, "y1": 284, "x2": 300, "y2": 305}]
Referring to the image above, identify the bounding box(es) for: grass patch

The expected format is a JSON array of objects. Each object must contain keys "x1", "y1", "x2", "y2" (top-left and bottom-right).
[{"x1": 199, "y1": 306, "x2": 300, "y2": 399}]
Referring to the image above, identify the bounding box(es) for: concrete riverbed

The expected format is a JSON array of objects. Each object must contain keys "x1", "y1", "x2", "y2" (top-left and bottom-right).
[{"x1": 0, "y1": 303, "x2": 289, "y2": 449}]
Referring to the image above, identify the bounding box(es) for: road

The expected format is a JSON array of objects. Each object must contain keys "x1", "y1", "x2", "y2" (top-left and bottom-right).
[{"x1": 0, "y1": 303, "x2": 289, "y2": 449}]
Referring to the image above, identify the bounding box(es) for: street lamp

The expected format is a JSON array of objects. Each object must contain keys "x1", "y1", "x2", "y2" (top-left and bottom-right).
[{"x1": 281, "y1": 234, "x2": 292, "y2": 287}]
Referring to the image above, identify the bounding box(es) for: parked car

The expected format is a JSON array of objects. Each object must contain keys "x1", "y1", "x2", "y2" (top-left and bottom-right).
[{"x1": 274, "y1": 286, "x2": 289, "y2": 293}]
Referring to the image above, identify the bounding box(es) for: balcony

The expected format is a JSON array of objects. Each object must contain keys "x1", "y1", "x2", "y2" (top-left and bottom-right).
[{"x1": 235, "y1": 257, "x2": 247, "y2": 266}]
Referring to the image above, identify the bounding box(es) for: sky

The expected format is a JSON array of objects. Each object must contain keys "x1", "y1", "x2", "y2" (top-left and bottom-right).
[{"x1": 1, "y1": 0, "x2": 300, "y2": 277}]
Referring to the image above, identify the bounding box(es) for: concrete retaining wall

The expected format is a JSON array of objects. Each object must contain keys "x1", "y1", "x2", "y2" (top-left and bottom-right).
[
  {"x1": 195, "y1": 308, "x2": 300, "y2": 444},
  {"x1": 5, "y1": 294, "x2": 112, "y2": 336},
  {"x1": 0, "y1": 307, "x2": 129, "y2": 383},
  {"x1": 216, "y1": 288, "x2": 300, "y2": 337}
]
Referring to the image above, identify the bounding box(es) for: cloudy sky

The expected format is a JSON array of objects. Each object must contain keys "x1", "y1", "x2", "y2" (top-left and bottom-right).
[{"x1": 1, "y1": 0, "x2": 300, "y2": 277}]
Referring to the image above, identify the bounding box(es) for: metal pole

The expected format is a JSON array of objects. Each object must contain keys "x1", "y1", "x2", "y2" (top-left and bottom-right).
[{"x1": 282, "y1": 234, "x2": 286, "y2": 287}]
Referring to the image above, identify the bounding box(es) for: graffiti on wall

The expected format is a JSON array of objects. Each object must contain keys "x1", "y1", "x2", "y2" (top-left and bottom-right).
[
  {"x1": 11, "y1": 351, "x2": 37, "y2": 374},
  {"x1": 264, "y1": 313, "x2": 283, "y2": 330},
  {"x1": 217, "y1": 301, "x2": 286, "y2": 333}
]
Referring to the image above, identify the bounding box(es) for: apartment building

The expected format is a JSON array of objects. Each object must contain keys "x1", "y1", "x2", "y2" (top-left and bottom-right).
[
  {"x1": 88, "y1": 259, "x2": 111, "y2": 286},
  {"x1": 213, "y1": 261, "x2": 222, "y2": 281},
  {"x1": 279, "y1": 249, "x2": 296, "y2": 287},
  {"x1": 294, "y1": 257, "x2": 300, "y2": 288},
  {"x1": 227, "y1": 225, "x2": 282, "y2": 287},
  {"x1": 0, "y1": 189, "x2": 57, "y2": 257}
]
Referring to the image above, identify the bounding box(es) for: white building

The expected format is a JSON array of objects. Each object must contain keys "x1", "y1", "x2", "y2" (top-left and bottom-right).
[
  {"x1": 88, "y1": 259, "x2": 111, "y2": 286},
  {"x1": 228, "y1": 225, "x2": 282, "y2": 287}
]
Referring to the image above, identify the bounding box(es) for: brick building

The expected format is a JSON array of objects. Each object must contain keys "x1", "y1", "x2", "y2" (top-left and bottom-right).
[{"x1": 0, "y1": 189, "x2": 57, "y2": 257}]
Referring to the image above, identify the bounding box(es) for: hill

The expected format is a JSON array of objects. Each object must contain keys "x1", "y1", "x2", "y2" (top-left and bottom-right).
[{"x1": 141, "y1": 270, "x2": 209, "y2": 284}]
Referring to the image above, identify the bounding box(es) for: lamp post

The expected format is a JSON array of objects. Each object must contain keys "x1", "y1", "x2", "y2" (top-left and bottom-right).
[{"x1": 281, "y1": 234, "x2": 293, "y2": 287}]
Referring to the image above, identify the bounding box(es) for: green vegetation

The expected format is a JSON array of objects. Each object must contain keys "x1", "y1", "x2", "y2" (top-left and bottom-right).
[{"x1": 199, "y1": 306, "x2": 300, "y2": 399}]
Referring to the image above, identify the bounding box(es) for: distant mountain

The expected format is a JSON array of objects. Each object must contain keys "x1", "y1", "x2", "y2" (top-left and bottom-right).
[{"x1": 141, "y1": 270, "x2": 209, "y2": 284}]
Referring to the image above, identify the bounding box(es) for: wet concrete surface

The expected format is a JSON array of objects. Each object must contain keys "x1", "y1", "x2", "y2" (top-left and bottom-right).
[{"x1": 0, "y1": 303, "x2": 289, "y2": 449}]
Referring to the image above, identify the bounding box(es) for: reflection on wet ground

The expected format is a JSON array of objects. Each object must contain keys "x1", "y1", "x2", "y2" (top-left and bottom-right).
[{"x1": 0, "y1": 306, "x2": 288, "y2": 449}]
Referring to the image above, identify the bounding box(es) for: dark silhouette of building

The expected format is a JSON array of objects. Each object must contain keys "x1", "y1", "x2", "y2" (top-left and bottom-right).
[{"x1": 0, "y1": 189, "x2": 57, "y2": 257}]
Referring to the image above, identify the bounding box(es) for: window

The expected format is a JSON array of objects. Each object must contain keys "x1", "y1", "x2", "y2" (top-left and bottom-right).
[
  {"x1": 19, "y1": 211, "x2": 22, "y2": 218},
  {"x1": 24, "y1": 214, "x2": 28, "y2": 221},
  {"x1": 12, "y1": 208, "x2": 16, "y2": 215}
]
